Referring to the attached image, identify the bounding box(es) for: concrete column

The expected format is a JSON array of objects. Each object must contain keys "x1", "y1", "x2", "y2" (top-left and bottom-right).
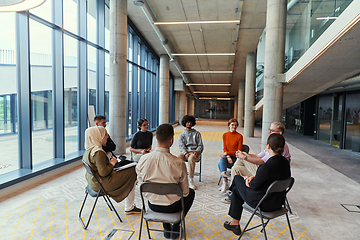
[
  {"x1": 179, "y1": 91, "x2": 187, "y2": 122},
  {"x1": 188, "y1": 96, "x2": 195, "y2": 116},
  {"x1": 175, "y1": 92, "x2": 180, "y2": 122},
  {"x1": 261, "y1": 0, "x2": 287, "y2": 150},
  {"x1": 234, "y1": 96, "x2": 238, "y2": 121},
  {"x1": 244, "y1": 52, "x2": 256, "y2": 137},
  {"x1": 109, "y1": 0, "x2": 127, "y2": 155},
  {"x1": 159, "y1": 54, "x2": 169, "y2": 124},
  {"x1": 237, "y1": 82, "x2": 245, "y2": 127}
]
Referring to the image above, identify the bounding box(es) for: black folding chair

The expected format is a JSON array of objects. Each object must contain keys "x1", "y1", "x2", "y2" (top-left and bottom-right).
[
  {"x1": 138, "y1": 182, "x2": 186, "y2": 240},
  {"x1": 239, "y1": 177, "x2": 295, "y2": 240},
  {"x1": 79, "y1": 160, "x2": 122, "y2": 229}
]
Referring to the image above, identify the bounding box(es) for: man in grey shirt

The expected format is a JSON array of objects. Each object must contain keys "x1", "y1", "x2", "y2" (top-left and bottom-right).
[{"x1": 178, "y1": 115, "x2": 204, "y2": 190}]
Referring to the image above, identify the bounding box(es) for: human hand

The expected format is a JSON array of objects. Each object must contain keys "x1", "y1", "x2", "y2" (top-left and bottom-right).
[
  {"x1": 110, "y1": 157, "x2": 118, "y2": 166},
  {"x1": 236, "y1": 150, "x2": 245, "y2": 159},
  {"x1": 220, "y1": 152, "x2": 227, "y2": 157},
  {"x1": 245, "y1": 176, "x2": 254, "y2": 188},
  {"x1": 193, "y1": 152, "x2": 199, "y2": 158},
  {"x1": 141, "y1": 149, "x2": 149, "y2": 154},
  {"x1": 185, "y1": 153, "x2": 190, "y2": 160}
]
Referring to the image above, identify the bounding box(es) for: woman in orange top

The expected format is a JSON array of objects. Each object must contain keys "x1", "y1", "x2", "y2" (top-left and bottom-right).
[{"x1": 218, "y1": 118, "x2": 243, "y2": 193}]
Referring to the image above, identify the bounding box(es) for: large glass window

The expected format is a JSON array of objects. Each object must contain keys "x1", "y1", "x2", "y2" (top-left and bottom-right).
[
  {"x1": 63, "y1": 0, "x2": 78, "y2": 34},
  {"x1": 105, "y1": 2, "x2": 110, "y2": 50},
  {"x1": 30, "y1": 0, "x2": 52, "y2": 23},
  {"x1": 0, "y1": 12, "x2": 18, "y2": 174},
  {"x1": 105, "y1": 52, "x2": 110, "y2": 120},
  {"x1": 87, "y1": 0, "x2": 97, "y2": 44},
  {"x1": 64, "y1": 35, "x2": 79, "y2": 155},
  {"x1": 318, "y1": 95, "x2": 333, "y2": 145},
  {"x1": 345, "y1": 92, "x2": 360, "y2": 152},
  {"x1": 29, "y1": 19, "x2": 53, "y2": 164},
  {"x1": 88, "y1": 45, "x2": 97, "y2": 109}
]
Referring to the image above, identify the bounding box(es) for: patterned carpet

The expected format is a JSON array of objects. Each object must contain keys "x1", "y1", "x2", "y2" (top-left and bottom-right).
[{"x1": 0, "y1": 198, "x2": 308, "y2": 240}]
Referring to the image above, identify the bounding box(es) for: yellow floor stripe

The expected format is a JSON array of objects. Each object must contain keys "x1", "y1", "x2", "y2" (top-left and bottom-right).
[{"x1": 174, "y1": 130, "x2": 248, "y2": 143}]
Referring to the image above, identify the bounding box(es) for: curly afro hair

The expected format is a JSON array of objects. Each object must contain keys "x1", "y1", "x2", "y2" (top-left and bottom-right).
[{"x1": 181, "y1": 115, "x2": 196, "y2": 128}]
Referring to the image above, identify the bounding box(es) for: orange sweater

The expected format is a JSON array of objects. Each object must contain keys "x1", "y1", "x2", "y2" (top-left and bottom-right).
[{"x1": 223, "y1": 131, "x2": 243, "y2": 157}]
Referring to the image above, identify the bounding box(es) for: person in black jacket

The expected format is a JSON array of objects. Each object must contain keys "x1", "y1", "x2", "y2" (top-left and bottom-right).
[
  {"x1": 94, "y1": 115, "x2": 116, "y2": 156},
  {"x1": 223, "y1": 133, "x2": 291, "y2": 236}
]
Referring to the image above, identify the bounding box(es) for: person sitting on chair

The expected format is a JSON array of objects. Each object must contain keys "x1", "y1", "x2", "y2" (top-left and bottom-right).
[
  {"x1": 218, "y1": 118, "x2": 243, "y2": 193},
  {"x1": 83, "y1": 126, "x2": 141, "y2": 214},
  {"x1": 223, "y1": 133, "x2": 291, "y2": 236},
  {"x1": 130, "y1": 118, "x2": 153, "y2": 162},
  {"x1": 94, "y1": 115, "x2": 116, "y2": 158},
  {"x1": 232, "y1": 122, "x2": 291, "y2": 178},
  {"x1": 178, "y1": 115, "x2": 204, "y2": 190},
  {"x1": 136, "y1": 124, "x2": 195, "y2": 239}
]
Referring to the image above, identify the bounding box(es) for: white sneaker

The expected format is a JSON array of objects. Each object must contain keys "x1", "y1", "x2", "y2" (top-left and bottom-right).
[
  {"x1": 189, "y1": 179, "x2": 196, "y2": 190},
  {"x1": 219, "y1": 182, "x2": 229, "y2": 193}
]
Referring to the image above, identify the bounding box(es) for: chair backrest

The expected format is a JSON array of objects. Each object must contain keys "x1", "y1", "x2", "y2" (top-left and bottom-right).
[
  {"x1": 257, "y1": 177, "x2": 295, "y2": 207},
  {"x1": 82, "y1": 160, "x2": 104, "y2": 190},
  {"x1": 242, "y1": 144, "x2": 250, "y2": 154},
  {"x1": 140, "y1": 182, "x2": 183, "y2": 197}
]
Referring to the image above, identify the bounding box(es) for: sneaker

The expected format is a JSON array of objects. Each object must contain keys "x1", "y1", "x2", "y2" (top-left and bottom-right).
[
  {"x1": 219, "y1": 182, "x2": 229, "y2": 193},
  {"x1": 125, "y1": 206, "x2": 141, "y2": 214},
  {"x1": 222, "y1": 196, "x2": 231, "y2": 204},
  {"x1": 189, "y1": 179, "x2": 196, "y2": 190}
]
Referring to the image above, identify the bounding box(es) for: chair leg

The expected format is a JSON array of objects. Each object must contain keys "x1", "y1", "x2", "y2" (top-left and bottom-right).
[
  {"x1": 79, "y1": 192, "x2": 100, "y2": 229},
  {"x1": 103, "y1": 195, "x2": 122, "y2": 223},
  {"x1": 145, "y1": 219, "x2": 151, "y2": 239},
  {"x1": 138, "y1": 211, "x2": 143, "y2": 240},
  {"x1": 285, "y1": 213, "x2": 295, "y2": 240},
  {"x1": 218, "y1": 176, "x2": 221, "y2": 185},
  {"x1": 238, "y1": 211, "x2": 257, "y2": 239},
  {"x1": 285, "y1": 197, "x2": 293, "y2": 215},
  {"x1": 259, "y1": 212, "x2": 268, "y2": 240},
  {"x1": 199, "y1": 159, "x2": 202, "y2": 182}
]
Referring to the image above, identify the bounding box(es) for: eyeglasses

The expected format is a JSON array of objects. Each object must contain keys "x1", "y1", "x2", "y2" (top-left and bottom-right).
[
  {"x1": 269, "y1": 128, "x2": 281, "y2": 133},
  {"x1": 230, "y1": 123, "x2": 238, "y2": 127},
  {"x1": 142, "y1": 123, "x2": 149, "y2": 126}
]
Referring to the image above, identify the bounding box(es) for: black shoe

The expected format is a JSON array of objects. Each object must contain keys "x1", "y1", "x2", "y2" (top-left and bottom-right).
[
  {"x1": 224, "y1": 221, "x2": 241, "y2": 235},
  {"x1": 170, "y1": 224, "x2": 180, "y2": 239},
  {"x1": 163, "y1": 223, "x2": 171, "y2": 239}
]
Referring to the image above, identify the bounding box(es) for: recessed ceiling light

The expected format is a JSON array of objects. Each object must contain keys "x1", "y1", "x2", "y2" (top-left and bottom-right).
[
  {"x1": 173, "y1": 53, "x2": 235, "y2": 56},
  {"x1": 187, "y1": 83, "x2": 231, "y2": 86},
  {"x1": 194, "y1": 91, "x2": 230, "y2": 94},
  {"x1": 0, "y1": 0, "x2": 46, "y2": 12},
  {"x1": 154, "y1": 20, "x2": 240, "y2": 25},
  {"x1": 316, "y1": 17, "x2": 338, "y2": 20},
  {"x1": 182, "y1": 71, "x2": 232, "y2": 74}
]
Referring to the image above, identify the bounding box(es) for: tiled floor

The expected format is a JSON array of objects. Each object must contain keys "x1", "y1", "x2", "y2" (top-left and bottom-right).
[{"x1": 1, "y1": 120, "x2": 360, "y2": 239}]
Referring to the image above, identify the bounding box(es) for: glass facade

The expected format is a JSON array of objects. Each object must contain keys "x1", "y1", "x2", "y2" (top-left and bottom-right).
[
  {"x1": 345, "y1": 92, "x2": 360, "y2": 152},
  {"x1": 285, "y1": 0, "x2": 353, "y2": 70},
  {"x1": 0, "y1": 0, "x2": 161, "y2": 185},
  {"x1": 195, "y1": 99, "x2": 233, "y2": 120}
]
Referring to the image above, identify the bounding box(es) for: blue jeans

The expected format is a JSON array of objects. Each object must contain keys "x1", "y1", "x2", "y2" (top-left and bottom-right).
[{"x1": 218, "y1": 156, "x2": 237, "y2": 178}]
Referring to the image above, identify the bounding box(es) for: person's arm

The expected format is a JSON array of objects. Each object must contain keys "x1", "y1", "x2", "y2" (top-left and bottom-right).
[
  {"x1": 179, "y1": 161, "x2": 190, "y2": 197},
  {"x1": 222, "y1": 133, "x2": 229, "y2": 155},
  {"x1": 244, "y1": 153, "x2": 265, "y2": 165},
  {"x1": 195, "y1": 132, "x2": 204, "y2": 154},
  {"x1": 283, "y1": 143, "x2": 291, "y2": 161},
  {"x1": 178, "y1": 134, "x2": 188, "y2": 155},
  {"x1": 102, "y1": 136, "x2": 116, "y2": 153},
  {"x1": 92, "y1": 151, "x2": 114, "y2": 177},
  {"x1": 249, "y1": 164, "x2": 269, "y2": 190},
  {"x1": 237, "y1": 134, "x2": 243, "y2": 152},
  {"x1": 129, "y1": 133, "x2": 146, "y2": 154}
]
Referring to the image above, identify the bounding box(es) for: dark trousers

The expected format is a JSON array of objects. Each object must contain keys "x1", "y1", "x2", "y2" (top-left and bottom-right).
[
  {"x1": 148, "y1": 188, "x2": 195, "y2": 229},
  {"x1": 228, "y1": 175, "x2": 248, "y2": 220}
]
